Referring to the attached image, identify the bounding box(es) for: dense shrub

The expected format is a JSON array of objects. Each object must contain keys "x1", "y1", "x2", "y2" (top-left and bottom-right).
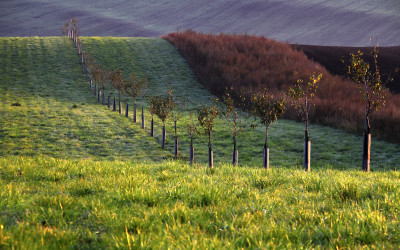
[{"x1": 163, "y1": 31, "x2": 400, "y2": 143}]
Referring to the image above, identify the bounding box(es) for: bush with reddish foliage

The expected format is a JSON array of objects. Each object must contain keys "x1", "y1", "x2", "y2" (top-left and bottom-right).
[{"x1": 163, "y1": 31, "x2": 400, "y2": 144}]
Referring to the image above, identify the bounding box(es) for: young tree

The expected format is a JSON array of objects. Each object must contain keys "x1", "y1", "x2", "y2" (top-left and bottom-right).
[
  {"x1": 289, "y1": 73, "x2": 323, "y2": 171},
  {"x1": 110, "y1": 69, "x2": 124, "y2": 114},
  {"x1": 172, "y1": 97, "x2": 186, "y2": 159},
  {"x1": 61, "y1": 21, "x2": 70, "y2": 37},
  {"x1": 150, "y1": 90, "x2": 175, "y2": 149},
  {"x1": 149, "y1": 96, "x2": 156, "y2": 137},
  {"x1": 91, "y1": 64, "x2": 101, "y2": 99},
  {"x1": 140, "y1": 75, "x2": 148, "y2": 129},
  {"x1": 251, "y1": 91, "x2": 286, "y2": 169},
  {"x1": 83, "y1": 52, "x2": 93, "y2": 83},
  {"x1": 222, "y1": 92, "x2": 246, "y2": 166},
  {"x1": 346, "y1": 47, "x2": 387, "y2": 172},
  {"x1": 81, "y1": 51, "x2": 89, "y2": 78},
  {"x1": 186, "y1": 111, "x2": 198, "y2": 165},
  {"x1": 99, "y1": 69, "x2": 111, "y2": 105},
  {"x1": 93, "y1": 66, "x2": 103, "y2": 103},
  {"x1": 124, "y1": 73, "x2": 144, "y2": 122},
  {"x1": 69, "y1": 18, "x2": 79, "y2": 47},
  {"x1": 197, "y1": 98, "x2": 220, "y2": 169}
]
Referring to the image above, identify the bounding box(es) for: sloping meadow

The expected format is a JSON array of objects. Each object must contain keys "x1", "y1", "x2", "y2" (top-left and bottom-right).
[
  {"x1": 1, "y1": 36, "x2": 400, "y2": 248},
  {"x1": 2, "y1": 36, "x2": 399, "y2": 170},
  {"x1": 163, "y1": 31, "x2": 400, "y2": 144}
]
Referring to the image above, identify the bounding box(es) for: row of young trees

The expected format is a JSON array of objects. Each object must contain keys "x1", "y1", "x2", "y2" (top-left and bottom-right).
[
  {"x1": 62, "y1": 19, "x2": 149, "y2": 128},
  {"x1": 63, "y1": 20, "x2": 386, "y2": 172}
]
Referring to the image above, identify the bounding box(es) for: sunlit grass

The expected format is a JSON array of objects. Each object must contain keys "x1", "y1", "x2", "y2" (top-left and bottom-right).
[{"x1": 1, "y1": 157, "x2": 400, "y2": 248}]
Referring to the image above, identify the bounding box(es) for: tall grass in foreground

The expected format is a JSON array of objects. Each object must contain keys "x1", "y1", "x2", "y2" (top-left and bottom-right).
[
  {"x1": 163, "y1": 31, "x2": 400, "y2": 144},
  {"x1": 1, "y1": 156, "x2": 399, "y2": 248}
]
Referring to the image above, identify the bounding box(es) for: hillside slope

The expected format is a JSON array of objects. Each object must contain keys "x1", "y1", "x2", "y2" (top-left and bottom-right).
[
  {"x1": 164, "y1": 31, "x2": 400, "y2": 144},
  {"x1": 0, "y1": 37, "x2": 209, "y2": 162},
  {"x1": 1, "y1": 37, "x2": 400, "y2": 249},
  {"x1": 1, "y1": 37, "x2": 400, "y2": 169}
]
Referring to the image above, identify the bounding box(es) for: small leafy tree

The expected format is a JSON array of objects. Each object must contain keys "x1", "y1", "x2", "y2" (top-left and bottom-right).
[
  {"x1": 124, "y1": 73, "x2": 144, "y2": 122},
  {"x1": 110, "y1": 69, "x2": 124, "y2": 114},
  {"x1": 150, "y1": 90, "x2": 175, "y2": 149},
  {"x1": 81, "y1": 51, "x2": 89, "y2": 81},
  {"x1": 99, "y1": 69, "x2": 111, "y2": 105},
  {"x1": 91, "y1": 64, "x2": 101, "y2": 99},
  {"x1": 91, "y1": 65, "x2": 104, "y2": 103},
  {"x1": 70, "y1": 18, "x2": 79, "y2": 47},
  {"x1": 172, "y1": 97, "x2": 186, "y2": 159},
  {"x1": 61, "y1": 21, "x2": 70, "y2": 37},
  {"x1": 289, "y1": 73, "x2": 323, "y2": 171},
  {"x1": 346, "y1": 46, "x2": 387, "y2": 172},
  {"x1": 222, "y1": 91, "x2": 246, "y2": 166},
  {"x1": 140, "y1": 75, "x2": 148, "y2": 129},
  {"x1": 197, "y1": 98, "x2": 220, "y2": 169},
  {"x1": 149, "y1": 96, "x2": 157, "y2": 137},
  {"x1": 251, "y1": 91, "x2": 286, "y2": 169}
]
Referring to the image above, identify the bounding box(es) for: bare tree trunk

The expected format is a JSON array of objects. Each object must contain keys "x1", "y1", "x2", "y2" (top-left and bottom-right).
[
  {"x1": 362, "y1": 114, "x2": 371, "y2": 172},
  {"x1": 303, "y1": 119, "x2": 311, "y2": 171},
  {"x1": 141, "y1": 105, "x2": 145, "y2": 129},
  {"x1": 102, "y1": 90, "x2": 105, "y2": 105},
  {"x1": 162, "y1": 123, "x2": 166, "y2": 149},
  {"x1": 190, "y1": 134, "x2": 194, "y2": 165},
  {"x1": 108, "y1": 95, "x2": 111, "y2": 109},
  {"x1": 150, "y1": 116, "x2": 154, "y2": 137},
  {"x1": 142, "y1": 96, "x2": 144, "y2": 129},
  {"x1": 209, "y1": 148, "x2": 213, "y2": 170},
  {"x1": 125, "y1": 101, "x2": 129, "y2": 117},
  {"x1": 97, "y1": 89, "x2": 101, "y2": 103},
  {"x1": 232, "y1": 136, "x2": 238, "y2": 166},
  {"x1": 174, "y1": 120, "x2": 177, "y2": 137},
  {"x1": 118, "y1": 92, "x2": 122, "y2": 114},
  {"x1": 174, "y1": 137, "x2": 179, "y2": 159},
  {"x1": 263, "y1": 125, "x2": 269, "y2": 169},
  {"x1": 174, "y1": 119, "x2": 179, "y2": 159},
  {"x1": 94, "y1": 83, "x2": 97, "y2": 96},
  {"x1": 208, "y1": 133, "x2": 213, "y2": 169},
  {"x1": 89, "y1": 80, "x2": 92, "y2": 90},
  {"x1": 133, "y1": 99, "x2": 137, "y2": 123},
  {"x1": 113, "y1": 94, "x2": 116, "y2": 112}
]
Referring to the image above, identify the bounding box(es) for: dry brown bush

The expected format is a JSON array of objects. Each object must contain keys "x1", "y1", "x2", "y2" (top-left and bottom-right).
[{"x1": 163, "y1": 31, "x2": 400, "y2": 143}]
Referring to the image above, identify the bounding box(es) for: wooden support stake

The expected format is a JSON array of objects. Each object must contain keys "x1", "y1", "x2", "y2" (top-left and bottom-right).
[
  {"x1": 208, "y1": 149, "x2": 213, "y2": 169},
  {"x1": 303, "y1": 140, "x2": 311, "y2": 171},
  {"x1": 263, "y1": 147, "x2": 269, "y2": 169},
  {"x1": 190, "y1": 147, "x2": 194, "y2": 165},
  {"x1": 233, "y1": 150, "x2": 238, "y2": 166},
  {"x1": 362, "y1": 133, "x2": 371, "y2": 172},
  {"x1": 174, "y1": 138, "x2": 179, "y2": 159}
]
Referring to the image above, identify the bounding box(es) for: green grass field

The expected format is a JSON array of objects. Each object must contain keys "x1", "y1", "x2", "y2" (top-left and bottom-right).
[{"x1": 1, "y1": 37, "x2": 400, "y2": 248}]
